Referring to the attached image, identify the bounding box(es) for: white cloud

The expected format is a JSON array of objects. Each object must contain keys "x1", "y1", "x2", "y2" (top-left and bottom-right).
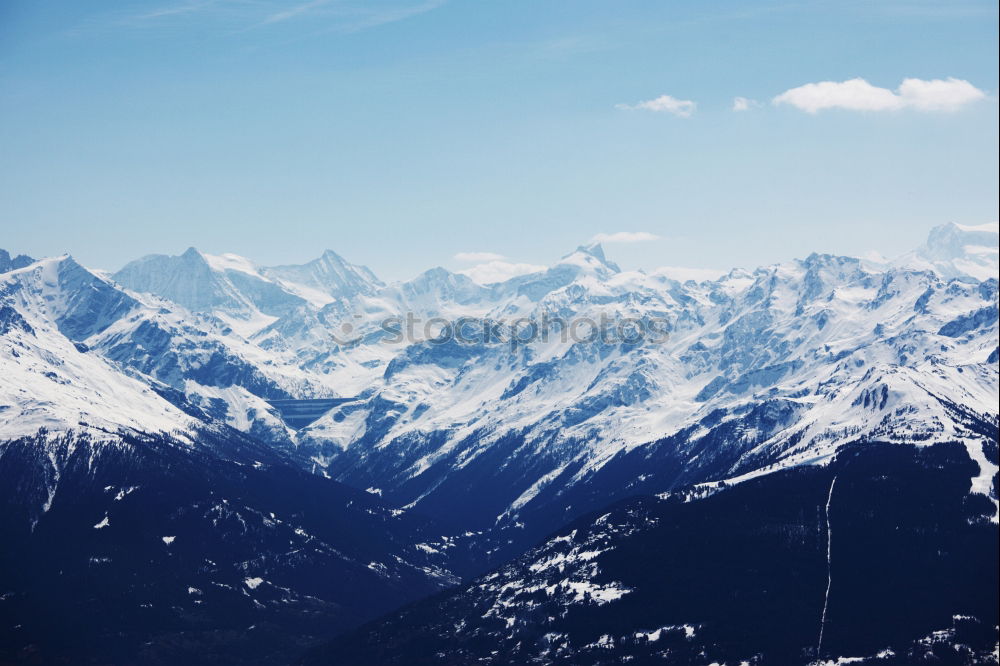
[
  {"x1": 773, "y1": 77, "x2": 985, "y2": 113},
  {"x1": 774, "y1": 78, "x2": 899, "y2": 112},
  {"x1": 458, "y1": 261, "x2": 546, "y2": 285},
  {"x1": 454, "y1": 251, "x2": 506, "y2": 263},
  {"x1": 895, "y1": 77, "x2": 987, "y2": 111},
  {"x1": 589, "y1": 231, "x2": 661, "y2": 244},
  {"x1": 732, "y1": 96, "x2": 760, "y2": 112},
  {"x1": 616, "y1": 95, "x2": 696, "y2": 117}
]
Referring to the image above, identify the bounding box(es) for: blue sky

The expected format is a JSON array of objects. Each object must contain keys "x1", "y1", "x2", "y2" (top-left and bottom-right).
[{"x1": 1, "y1": 0, "x2": 997, "y2": 281}]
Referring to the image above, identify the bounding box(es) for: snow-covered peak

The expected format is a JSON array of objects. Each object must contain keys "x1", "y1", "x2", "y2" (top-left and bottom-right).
[
  {"x1": 406, "y1": 266, "x2": 477, "y2": 291},
  {"x1": 202, "y1": 251, "x2": 261, "y2": 276},
  {"x1": 114, "y1": 247, "x2": 224, "y2": 311},
  {"x1": 896, "y1": 222, "x2": 999, "y2": 281},
  {"x1": 379, "y1": 266, "x2": 490, "y2": 314},
  {"x1": 262, "y1": 249, "x2": 383, "y2": 304},
  {"x1": 559, "y1": 243, "x2": 621, "y2": 274},
  {"x1": 486, "y1": 243, "x2": 623, "y2": 304},
  {"x1": 2, "y1": 254, "x2": 140, "y2": 342},
  {"x1": 925, "y1": 222, "x2": 998, "y2": 258},
  {"x1": 114, "y1": 247, "x2": 306, "y2": 326},
  {"x1": 1, "y1": 257, "x2": 196, "y2": 440},
  {"x1": 0, "y1": 248, "x2": 35, "y2": 273}
]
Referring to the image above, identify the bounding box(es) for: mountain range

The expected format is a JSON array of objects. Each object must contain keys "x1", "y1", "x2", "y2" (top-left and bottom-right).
[{"x1": 1, "y1": 222, "x2": 997, "y2": 664}]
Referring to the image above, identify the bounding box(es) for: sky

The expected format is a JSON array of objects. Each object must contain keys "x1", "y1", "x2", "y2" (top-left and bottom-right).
[{"x1": 1, "y1": 0, "x2": 997, "y2": 282}]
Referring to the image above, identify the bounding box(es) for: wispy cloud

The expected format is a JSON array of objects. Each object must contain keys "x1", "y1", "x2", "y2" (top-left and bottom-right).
[
  {"x1": 112, "y1": 0, "x2": 260, "y2": 26},
  {"x1": 340, "y1": 0, "x2": 447, "y2": 33},
  {"x1": 261, "y1": 0, "x2": 333, "y2": 25},
  {"x1": 454, "y1": 251, "x2": 506, "y2": 263},
  {"x1": 135, "y1": 1, "x2": 220, "y2": 21},
  {"x1": 458, "y1": 260, "x2": 546, "y2": 284},
  {"x1": 773, "y1": 77, "x2": 986, "y2": 113},
  {"x1": 453, "y1": 251, "x2": 545, "y2": 283},
  {"x1": 84, "y1": 0, "x2": 447, "y2": 35},
  {"x1": 732, "y1": 96, "x2": 761, "y2": 112},
  {"x1": 616, "y1": 94, "x2": 696, "y2": 117}
]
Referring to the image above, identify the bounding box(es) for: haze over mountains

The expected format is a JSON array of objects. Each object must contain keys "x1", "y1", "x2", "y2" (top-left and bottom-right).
[{"x1": 1, "y1": 222, "x2": 997, "y2": 664}]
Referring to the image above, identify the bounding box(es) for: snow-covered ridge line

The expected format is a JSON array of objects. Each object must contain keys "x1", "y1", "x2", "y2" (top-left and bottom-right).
[{"x1": 1, "y1": 222, "x2": 997, "y2": 532}]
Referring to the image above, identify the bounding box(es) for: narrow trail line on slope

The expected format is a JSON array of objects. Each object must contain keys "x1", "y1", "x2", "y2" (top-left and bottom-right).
[{"x1": 816, "y1": 475, "x2": 838, "y2": 657}]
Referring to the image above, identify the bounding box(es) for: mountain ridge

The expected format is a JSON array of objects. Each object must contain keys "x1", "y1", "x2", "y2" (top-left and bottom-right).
[{"x1": 1, "y1": 223, "x2": 997, "y2": 664}]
